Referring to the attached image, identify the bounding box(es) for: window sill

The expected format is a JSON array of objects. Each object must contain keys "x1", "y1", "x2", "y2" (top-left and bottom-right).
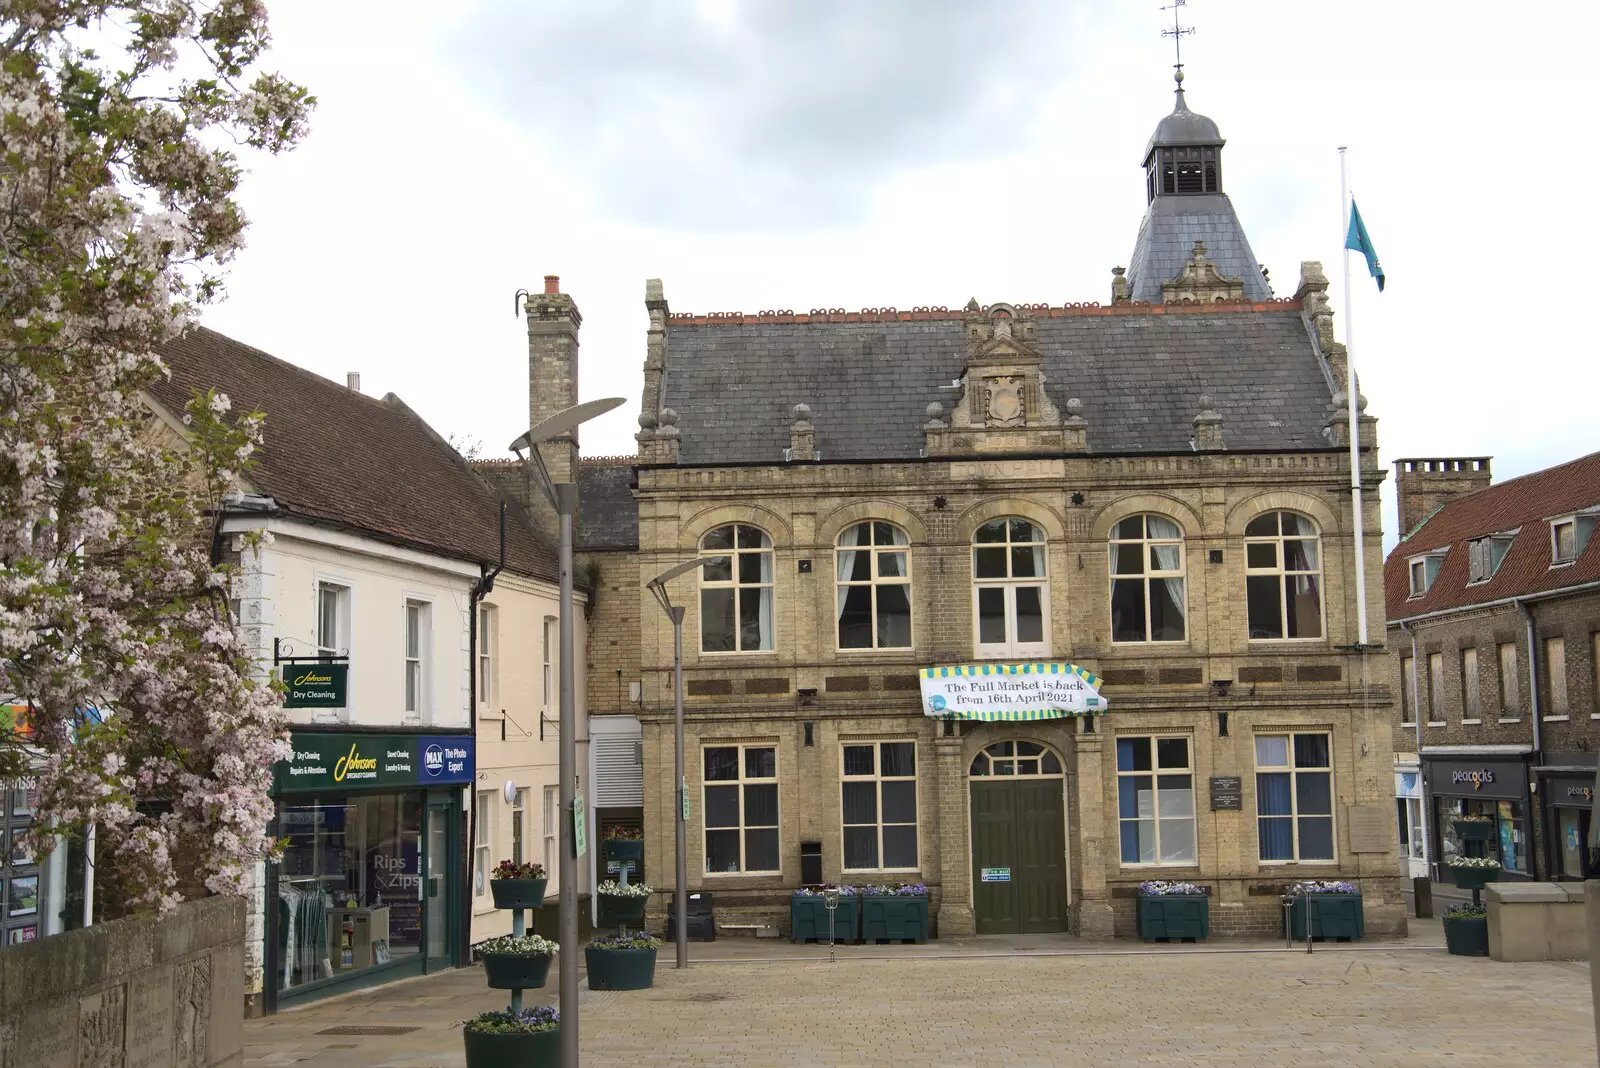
[
  {"x1": 1255, "y1": 860, "x2": 1340, "y2": 867},
  {"x1": 1426, "y1": 721, "x2": 1447, "y2": 728},
  {"x1": 1550, "y1": 560, "x2": 1577, "y2": 569},
  {"x1": 1460, "y1": 719, "x2": 1482, "y2": 726},
  {"x1": 1498, "y1": 717, "x2": 1522, "y2": 724},
  {"x1": 1543, "y1": 715, "x2": 1571, "y2": 723},
  {"x1": 842, "y1": 869, "x2": 923, "y2": 877},
  {"x1": 1245, "y1": 637, "x2": 1328, "y2": 645},
  {"x1": 703, "y1": 870, "x2": 783, "y2": 879},
  {"x1": 1590, "y1": 713, "x2": 1600, "y2": 721},
  {"x1": 1117, "y1": 863, "x2": 1202, "y2": 870}
]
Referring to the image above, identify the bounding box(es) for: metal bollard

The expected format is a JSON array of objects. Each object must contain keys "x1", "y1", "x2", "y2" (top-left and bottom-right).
[
  {"x1": 822, "y1": 887, "x2": 840, "y2": 964},
  {"x1": 1280, "y1": 895, "x2": 1294, "y2": 948}
]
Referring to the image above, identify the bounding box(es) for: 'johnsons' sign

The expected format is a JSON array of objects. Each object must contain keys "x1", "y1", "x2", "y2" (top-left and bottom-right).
[
  {"x1": 281, "y1": 663, "x2": 348, "y2": 708},
  {"x1": 920, "y1": 663, "x2": 1107, "y2": 722},
  {"x1": 273, "y1": 731, "x2": 475, "y2": 795}
]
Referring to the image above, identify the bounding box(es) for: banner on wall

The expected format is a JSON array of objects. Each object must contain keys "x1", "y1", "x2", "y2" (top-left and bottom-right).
[{"x1": 918, "y1": 663, "x2": 1106, "y2": 722}]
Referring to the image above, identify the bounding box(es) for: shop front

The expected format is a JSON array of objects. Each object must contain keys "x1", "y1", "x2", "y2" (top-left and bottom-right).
[
  {"x1": 1537, "y1": 753, "x2": 1597, "y2": 881},
  {"x1": 1424, "y1": 755, "x2": 1532, "y2": 881},
  {"x1": 267, "y1": 729, "x2": 474, "y2": 1010}
]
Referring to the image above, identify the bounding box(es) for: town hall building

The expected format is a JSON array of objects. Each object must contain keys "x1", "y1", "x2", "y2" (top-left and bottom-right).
[{"x1": 545, "y1": 74, "x2": 1407, "y2": 940}]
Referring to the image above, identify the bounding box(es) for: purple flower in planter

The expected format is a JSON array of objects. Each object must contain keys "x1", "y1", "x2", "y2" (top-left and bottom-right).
[
  {"x1": 794, "y1": 884, "x2": 858, "y2": 896},
  {"x1": 1290, "y1": 879, "x2": 1358, "y2": 895},
  {"x1": 860, "y1": 882, "x2": 927, "y2": 896},
  {"x1": 1137, "y1": 880, "x2": 1207, "y2": 896}
]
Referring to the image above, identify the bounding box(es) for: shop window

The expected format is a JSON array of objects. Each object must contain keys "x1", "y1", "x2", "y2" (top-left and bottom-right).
[
  {"x1": 699, "y1": 525, "x2": 775, "y2": 653},
  {"x1": 1545, "y1": 637, "x2": 1569, "y2": 716},
  {"x1": 1396, "y1": 795, "x2": 1424, "y2": 860},
  {"x1": 1427, "y1": 653, "x2": 1445, "y2": 723},
  {"x1": 1255, "y1": 733, "x2": 1334, "y2": 862},
  {"x1": 1109, "y1": 515, "x2": 1186, "y2": 643},
  {"x1": 1558, "y1": 808, "x2": 1590, "y2": 879},
  {"x1": 1244, "y1": 512, "x2": 1323, "y2": 640},
  {"x1": 1116, "y1": 736, "x2": 1197, "y2": 865},
  {"x1": 972, "y1": 518, "x2": 1050, "y2": 659},
  {"x1": 1498, "y1": 643, "x2": 1519, "y2": 712},
  {"x1": 404, "y1": 600, "x2": 431, "y2": 715},
  {"x1": 836, "y1": 522, "x2": 912, "y2": 650},
  {"x1": 511, "y1": 787, "x2": 527, "y2": 866},
  {"x1": 477, "y1": 605, "x2": 495, "y2": 707},
  {"x1": 841, "y1": 741, "x2": 918, "y2": 872},
  {"x1": 1437, "y1": 796, "x2": 1527, "y2": 875},
  {"x1": 2, "y1": 779, "x2": 42, "y2": 945},
  {"x1": 275, "y1": 793, "x2": 423, "y2": 992},
  {"x1": 473, "y1": 791, "x2": 493, "y2": 898},
  {"x1": 317, "y1": 581, "x2": 349, "y2": 657},
  {"x1": 1461, "y1": 647, "x2": 1480, "y2": 721},
  {"x1": 1399, "y1": 657, "x2": 1416, "y2": 724},
  {"x1": 703, "y1": 745, "x2": 779, "y2": 873}
]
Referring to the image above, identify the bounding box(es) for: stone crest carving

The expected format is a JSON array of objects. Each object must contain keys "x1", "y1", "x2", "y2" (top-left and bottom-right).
[
  {"x1": 985, "y1": 376, "x2": 1025, "y2": 427},
  {"x1": 174, "y1": 957, "x2": 212, "y2": 1067}
]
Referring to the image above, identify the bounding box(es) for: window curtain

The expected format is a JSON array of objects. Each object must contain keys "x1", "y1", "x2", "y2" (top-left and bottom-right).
[
  {"x1": 836, "y1": 523, "x2": 863, "y2": 623},
  {"x1": 1256, "y1": 773, "x2": 1293, "y2": 860}
]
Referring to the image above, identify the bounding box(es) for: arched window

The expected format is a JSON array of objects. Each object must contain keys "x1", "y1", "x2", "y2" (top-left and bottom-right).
[
  {"x1": 969, "y1": 740, "x2": 1063, "y2": 777},
  {"x1": 1109, "y1": 515, "x2": 1187, "y2": 643},
  {"x1": 836, "y1": 522, "x2": 911, "y2": 650},
  {"x1": 972, "y1": 518, "x2": 1049, "y2": 658},
  {"x1": 1244, "y1": 511, "x2": 1323, "y2": 640},
  {"x1": 699, "y1": 524, "x2": 774, "y2": 652}
]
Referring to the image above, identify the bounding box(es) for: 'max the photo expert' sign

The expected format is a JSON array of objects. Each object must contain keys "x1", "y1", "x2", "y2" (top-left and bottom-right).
[
  {"x1": 274, "y1": 732, "x2": 474, "y2": 794},
  {"x1": 281, "y1": 663, "x2": 348, "y2": 708},
  {"x1": 919, "y1": 663, "x2": 1107, "y2": 722}
]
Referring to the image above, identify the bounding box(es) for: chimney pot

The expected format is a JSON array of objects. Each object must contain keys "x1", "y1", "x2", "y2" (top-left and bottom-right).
[
  {"x1": 544, "y1": 275, "x2": 560, "y2": 295},
  {"x1": 346, "y1": 372, "x2": 361, "y2": 392}
]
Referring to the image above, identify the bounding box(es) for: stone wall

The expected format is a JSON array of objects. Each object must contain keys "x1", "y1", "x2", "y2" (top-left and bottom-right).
[{"x1": 0, "y1": 896, "x2": 244, "y2": 1068}]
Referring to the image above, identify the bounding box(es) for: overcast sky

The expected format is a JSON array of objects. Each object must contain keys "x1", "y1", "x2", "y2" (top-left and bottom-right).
[{"x1": 205, "y1": 1, "x2": 1597, "y2": 547}]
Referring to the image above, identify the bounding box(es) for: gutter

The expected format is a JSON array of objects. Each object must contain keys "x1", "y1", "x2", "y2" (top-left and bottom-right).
[
  {"x1": 1387, "y1": 579, "x2": 1600, "y2": 628},
  {"x1": 1518, "y1": 597, "x2": 1543, "y2": 769}
]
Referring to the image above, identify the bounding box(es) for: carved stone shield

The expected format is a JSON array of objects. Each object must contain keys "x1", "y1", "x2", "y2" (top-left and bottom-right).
[{"x1": 985, "y1": 377, "x2": 1024, "y2": 427}]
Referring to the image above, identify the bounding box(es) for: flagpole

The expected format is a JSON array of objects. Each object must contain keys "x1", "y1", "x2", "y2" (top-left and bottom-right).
[{"x1": 1339, "y1": 146, "x2": 1369, "y2": 648}]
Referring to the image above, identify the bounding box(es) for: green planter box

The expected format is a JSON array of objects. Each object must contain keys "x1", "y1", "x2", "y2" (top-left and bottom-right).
[
  {"x1": 1443, "y1": 915, "x2": 1489, "y2": 957},
  {"x1": 585, "y1": 946, "x2": 657, "y2": 990},
  {"x1": 597, "y1": 894, "x2": 649, "y2": 928},
  {"x1": 790, "y1": 895, "x2": 859, "y2": 943},
  {"x1": 1136, "y1": 894, "x2": 1210, "y2": 942},
  {"x1": 1286, "y1": 893, "x2": 1364, "y2": 941},
  {"x1": 1448, "y1": 866, "x2": 1501, "y2": 891},
  {"x1": 463, "y1": 1026, "x2": 559, "y2": 1068},
  {"x1": 482, "y1": 952, "x2": 552, "y2": 990},
  {"x1": 860, "y1": 895, "x2": 928, "y2": 943},
  {"x1": 1451, "y1": 820, "x2": 1495, "y2": 842},
  {"x1": 605, "y1": 839, "x2": 644, "y2": 863},
  {"x1": 489, "y1": 878, "x2": 548, "y2": 910}
]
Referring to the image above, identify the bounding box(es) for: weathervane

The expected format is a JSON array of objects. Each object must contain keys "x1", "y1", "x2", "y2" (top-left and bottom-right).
[{"x1": 1161, "y1": 1, "x2": 1195, "y2": 90}]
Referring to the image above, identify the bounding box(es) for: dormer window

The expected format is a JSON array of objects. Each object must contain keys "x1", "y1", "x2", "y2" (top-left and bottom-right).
[
  {"x1": 1550, "y1": 511, "x2": 1598, "y2": 565},
  {"x1": 1408, "y1": 551, "x2": 1447, "y2": 597},
  {"x1": 1467, "y1": 533, "x2": 1517, "y2": 584}
]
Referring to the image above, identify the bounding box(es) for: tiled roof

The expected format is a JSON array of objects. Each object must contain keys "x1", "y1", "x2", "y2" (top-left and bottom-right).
[
  {"x1": 1125, "y1": 194, "x2": 1272, "y2": 304},
  {"x1": 151, "y1": 326, "x2": 557, "y2": 582},
  {"x1": 1385, "y1": 451, "x2": 1600, "y2": 619},
  {"x1": 660, "y1": 306, "x2": 1333, "y2": 463},
  {"x1": 578, "y1": 458, "x2": 638, "y2": 551}
]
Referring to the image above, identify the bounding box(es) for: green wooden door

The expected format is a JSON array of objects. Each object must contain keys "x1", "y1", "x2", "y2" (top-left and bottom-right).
[{"x1": 970, "y1": 779, "x2": 1066, "y2": 934}]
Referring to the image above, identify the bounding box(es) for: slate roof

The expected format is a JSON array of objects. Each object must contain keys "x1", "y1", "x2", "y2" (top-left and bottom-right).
[
  {"x1": 1384, "y1": 451, "x2": 1600, "y2": 620},
  {"x1": 151, "y1": 326, "x2": 557, "y2": 582},
  {"x1": 660, "y1": 307, "x2": 1333, "y2": 464},
  {"x1": 578, "y1": 458, "x2": 638, "y2": 551},
  {"x1": 1142, "y1": 90, "x2": 1224, "y2": 160},
  {"x1": 1125, "y1": 194, "x2": 1271, "y2": 304}
]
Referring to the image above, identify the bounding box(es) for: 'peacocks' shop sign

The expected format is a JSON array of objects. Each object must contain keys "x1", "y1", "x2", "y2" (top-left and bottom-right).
[{"x1": 273, "y1": 732, "x2": 475, "y2": 794}]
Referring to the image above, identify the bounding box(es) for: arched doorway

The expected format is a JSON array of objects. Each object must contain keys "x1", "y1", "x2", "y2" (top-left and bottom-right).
[{"x1": 969, "y1": 741, "x2": 1067, "y2": 934}]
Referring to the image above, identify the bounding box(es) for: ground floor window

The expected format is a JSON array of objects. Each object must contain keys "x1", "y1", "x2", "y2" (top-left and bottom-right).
[
  {"x1": 703, "y1": 744, "x2": 779, "y2": 873},
  {"x1": 841, "y1": 741, "x2": 918, "y2": 872},
  {"x1": 1255, "y1": 733, "x2": 1334, "y2": 862},
  {"x1": 1396, "y1": 796, "x2": 1424, "y2": 860},
  {"x1": 2, "y1": 778, "x2": 43, "y2": 944},
  {"x1": 274, "y1": 792, "x2": 423, "y2": 991},
  {"x1": 1115, "y1": 736, "x2": 1196, "y2": 865},
  {"x1": 1556, "y1": 807, "x2": 1590, "y2": 879},
  {"x1": 1436, "y1": 796, "x2": 1528, "y2": 875}
]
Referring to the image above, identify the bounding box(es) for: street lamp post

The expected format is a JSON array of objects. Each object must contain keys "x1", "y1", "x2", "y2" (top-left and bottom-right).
[
  {"x1": 510, "y1": 396, "x2": 624, "y2": 1068},
  {"x1": 645, "y1": 557, "x2": 707, "y2": 971}
]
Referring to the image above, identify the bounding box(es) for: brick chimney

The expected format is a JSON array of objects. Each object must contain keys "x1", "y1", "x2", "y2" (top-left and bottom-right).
[
  {"x1": 525, "y1": 274, "x2": 581, "y2": 536},
  {"x1": 1394, "y1": 457, "x2": 1492, "y2": 536}
]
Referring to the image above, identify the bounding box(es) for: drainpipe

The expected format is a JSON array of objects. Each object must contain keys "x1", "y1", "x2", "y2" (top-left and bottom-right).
[
  {"x1": 1401, "y1": 622, "x2": 1429, "y2": 878},
  {"x1": 1518, "y1": 597, "x2": 1543, "y2": 879},
  {"x1": 461, "y1": 503, "x2": 507, "y2": 963}
]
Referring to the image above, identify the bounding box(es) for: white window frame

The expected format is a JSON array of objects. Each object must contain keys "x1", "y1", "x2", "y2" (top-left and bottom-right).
[
  {"x1": 971, "y1": 517, "x2": 1051, "y2": 659},
  {"x1": 1460, "y1": 646, "x2": 1480, "y2": 722},
  {"x1": 1108, "y1": 514, "x2": 1187, "y2": 644},
  {"x1": 1498, "y1": 642, "x2": 1519, "y2": 713},
  {"x1": 834, "y1": 522, "x2": 913, "y2": 651},
  {"x1": 1243, "y1": 511, "x2": 1325, "y2": 641},
  {"x1": 1407, "y1": 551, "x2": 1446, "y2": 597},
  {"x1": 511, "y1": 786, "x2": 527, "y2": 866},
  {"x1": 1545, "y1": 636, "x2": 1569, "y2": 717},
  {"x1": 1254, "y1": 732, "x2": 1336, "y2": 864},
  {"x1": 404, "y1": 598, "x2": 432, "y2": 716},
  {"x1": 316, "y1": 580, "x2": 350, "y2": 658},
  {"x1": 477, "y1": 604, "x2": 495, "y2": 707},
  {"x1": 474, "y1": 790, "x2": 493, "y2": 898},
  {"x1": 1398, "y1": 795, "x2": 1425, "y2": 860},
  {"x1": 1426, "y1": 652, "x2": 1445, "y2": 724},
  {"x1": 698, "y1": 524, "x2": 776, "y2": 654},
  {"x1": 1550, "y1": 512, "x2": 1597, "y2": 567},
  {"x1": 839, "y1": 740, "x2": 920, "y2": 873},
  {"x1": 1114, "y1": 734, "x2": 1198, "y2": 867},
  {"x1": 702, "y1": 743, "x2": 780, "y2": 875},
  {"x1": 542, "y1": 785, "x2": 557, "y2": 876},
  {"x1": 542, "y1": 616, "x2": 555, "y2": 708}
]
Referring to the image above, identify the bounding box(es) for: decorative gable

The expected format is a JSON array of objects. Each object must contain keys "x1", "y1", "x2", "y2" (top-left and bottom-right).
[{"x1": 1161, "y1": 240, "x2": 1246, "y2": 304}]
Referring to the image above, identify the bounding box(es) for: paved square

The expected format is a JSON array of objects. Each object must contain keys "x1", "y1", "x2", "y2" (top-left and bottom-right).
[{"x1": 246, "y1": 941, "x2": 1598, "y2": 1067}]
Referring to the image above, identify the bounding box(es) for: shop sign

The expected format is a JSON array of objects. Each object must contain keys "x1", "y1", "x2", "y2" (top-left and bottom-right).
[
  {"x1": 281, "y1": 664, "x2": 348, "y2": 708},
  {"x1": 1548, "y1": 776, "x2": 1595, "y2": 809},
  {"x1": 981, "y1": 868, "x2": 1011, "y2": 882},
  {"x1": 919, "y1": 663, "x2": 1107, "y2": 722},
  {"x1": 573, "y1": 794, "x2": 587, "y2": 858},
  {"x1": 1426, "y1": 759, "x2": 1524, "y2": 800},
  {"x1": 1209, "y1": 777, "x2": 1243, "y2": 811},
  {"x1": 274, "y1": 732, "x2": 475, "y2": 794}
]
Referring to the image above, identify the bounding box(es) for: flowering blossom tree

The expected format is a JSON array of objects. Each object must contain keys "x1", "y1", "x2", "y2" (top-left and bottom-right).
[{"x1": 1, "y1": 1, "x2": 313, "y2": 913}]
